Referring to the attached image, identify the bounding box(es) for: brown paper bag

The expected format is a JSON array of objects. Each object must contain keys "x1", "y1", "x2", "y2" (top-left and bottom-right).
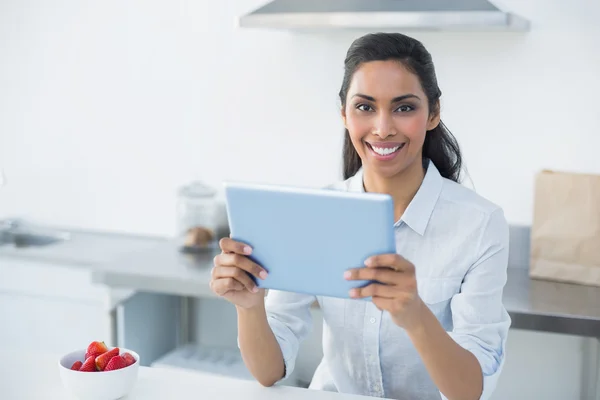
[{"x1": 529, "y1": 169, "x2": 600, "y2": 287}]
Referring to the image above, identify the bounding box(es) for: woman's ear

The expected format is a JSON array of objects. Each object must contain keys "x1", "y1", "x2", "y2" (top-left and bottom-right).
[
  {"x1": 427, "y1": 101, "x2": 441, "y2": 131},
  {"x1": 341, "y1": 106, "x2": 347, "y2": 129}
]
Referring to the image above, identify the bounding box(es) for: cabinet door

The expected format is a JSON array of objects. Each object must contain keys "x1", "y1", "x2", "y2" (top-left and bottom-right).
[
  {"x1": 0, "y1": 293, "x2": 109, "y2": 354},
  {"x1": 0, "y1": 259, "x2": 107, "y2": 302}
]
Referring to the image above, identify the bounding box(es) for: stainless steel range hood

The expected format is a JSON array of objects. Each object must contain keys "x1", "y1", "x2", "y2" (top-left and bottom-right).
[{"x1": 237, "y1": 0, "x2": 530, "y2": 32}]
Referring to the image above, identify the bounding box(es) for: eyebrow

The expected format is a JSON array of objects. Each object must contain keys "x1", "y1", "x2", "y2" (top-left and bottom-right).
[{"x1": 352, "y1": 93, "x2": 421, "y2": 102}]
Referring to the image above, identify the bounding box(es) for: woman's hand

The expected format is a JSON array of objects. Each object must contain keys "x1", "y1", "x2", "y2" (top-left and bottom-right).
[
  {"x1": 344, "y1": 253, "x2": 425, "y2": 331},
  {"x1": 210, "y1": 237, "x2": 269, "y2": 310}
]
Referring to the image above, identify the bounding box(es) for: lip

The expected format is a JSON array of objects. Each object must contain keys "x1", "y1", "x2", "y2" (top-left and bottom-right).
[{"x1": 365, "y1": 141, "x2": 405, "y2": 161}]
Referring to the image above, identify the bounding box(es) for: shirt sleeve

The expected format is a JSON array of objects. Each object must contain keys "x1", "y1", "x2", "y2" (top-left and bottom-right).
[
  {"x1": 263, "y1": 289, "x2": 316, "y2": 382},
  {"x1": 442, "y1": 207, "x2": 512, "y2": 400}
]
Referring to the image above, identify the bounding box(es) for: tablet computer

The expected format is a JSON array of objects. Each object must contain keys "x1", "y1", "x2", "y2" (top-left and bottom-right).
[{"x1": 223, "y1": 181, "x2": 396, "y2": 299}]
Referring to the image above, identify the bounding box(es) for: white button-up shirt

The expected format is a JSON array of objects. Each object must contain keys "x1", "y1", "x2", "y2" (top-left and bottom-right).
[{"x1": 264, "y1": 160, "x2": 511, "y2": 400}]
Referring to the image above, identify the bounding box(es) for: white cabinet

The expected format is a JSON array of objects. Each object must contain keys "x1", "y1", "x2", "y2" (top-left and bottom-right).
[
  {"x1": 0, "y1": 258, "x2": 120, "y2": 354},
  {"x1": 0, "y1": 293, "x2": 109, "y2": 354},
  {"x1": 0, "y1": 257, "x2": 182, "y2": 367}
]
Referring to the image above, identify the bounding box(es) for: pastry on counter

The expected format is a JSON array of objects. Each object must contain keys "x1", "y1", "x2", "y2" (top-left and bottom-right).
[{"x1": 182, "y1": 226, "x2": 215, "y2": 252}]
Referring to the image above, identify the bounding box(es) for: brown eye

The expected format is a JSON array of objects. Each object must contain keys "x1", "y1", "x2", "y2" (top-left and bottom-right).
[
  {"x1": 356, "y1": 104, "x2": 374, "y2": 112},
  {"x1": 395, "y1": 105, "x2": 414, "y2": 112}
]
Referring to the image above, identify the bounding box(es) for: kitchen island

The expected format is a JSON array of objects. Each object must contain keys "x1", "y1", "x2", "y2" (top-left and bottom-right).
[
  {"x1": 92, "y1": 238, "x2": 600, "y2": 338},
  {"x1": 2, "y1": 222, "x2": 599, "y2": 399},
  {"x1": 3, "y1": 221, "x2": 598, "y2": 338},
  {"x1": 90, "y1": 237, "x2": 600, "y2": 399},
  {"x1": 0, "y1": 350, "x2": 381, "y2": 400}
]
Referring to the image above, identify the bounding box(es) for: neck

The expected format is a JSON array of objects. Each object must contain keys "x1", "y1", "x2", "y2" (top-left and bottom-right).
[{"x1": 363, "y1": 159, "x2": 426, "y2": 222}]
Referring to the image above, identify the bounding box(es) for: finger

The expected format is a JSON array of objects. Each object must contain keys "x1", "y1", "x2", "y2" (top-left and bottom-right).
[
  {"x1": 371, "y1": 294, "x2": 414, "y2": 315},
  {"x1": 371, "y1": 296, "x2": 395, "y2": 312},
  {"x1": 219, "y1": 237, "x2": 253, "y2": 255},
  {"x1": 212, "y1": 266, "x2": 259, "y2": 293},
  {"x1": 349, "y1": 283, "x2": 398, "y2": 299},
  {"x1": 364, "y1": 254, "x2": 414, "y2": 274},
  {"x1": 344, "y1": 267, "x2": 398, "y2": 285},
  {"x1": 214, "y1": 252, "x2": 268, "y2": 280},
  {"x1": 211, "y1": 277, "x2": 245, "y2": 296}
]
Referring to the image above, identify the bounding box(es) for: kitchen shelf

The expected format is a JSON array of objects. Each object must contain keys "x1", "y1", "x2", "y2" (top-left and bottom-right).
[{"x1": 150, "y1": 343, "x2": 255, "y2": 381}]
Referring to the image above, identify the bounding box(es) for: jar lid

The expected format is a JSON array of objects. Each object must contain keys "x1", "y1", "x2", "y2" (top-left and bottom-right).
[{"x1": 178, "y1": 181, "x2": 216, "y2": 199}]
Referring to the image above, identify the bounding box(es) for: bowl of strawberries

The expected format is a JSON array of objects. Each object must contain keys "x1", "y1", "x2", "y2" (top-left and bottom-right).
[{"x1": 58, "y1": 340, "x2": 140, "y2": 400}]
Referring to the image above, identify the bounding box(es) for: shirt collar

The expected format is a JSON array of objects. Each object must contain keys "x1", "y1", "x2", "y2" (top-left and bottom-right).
[{"x1": 346, "y1": 159, "x2": 443, "y2": 236}]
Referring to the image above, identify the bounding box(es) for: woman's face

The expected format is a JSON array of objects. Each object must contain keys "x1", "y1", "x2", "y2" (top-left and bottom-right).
[{"x1": 342, "y1": 60, "x2": 440, "y2": 179}]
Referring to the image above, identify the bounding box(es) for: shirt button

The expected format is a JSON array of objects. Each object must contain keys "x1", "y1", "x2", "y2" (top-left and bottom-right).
[{"x1": 369, "y1": 317, "x2": 376, "y2": 324}]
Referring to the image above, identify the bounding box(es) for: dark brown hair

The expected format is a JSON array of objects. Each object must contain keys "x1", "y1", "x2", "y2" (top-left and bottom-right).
[{"x1": 340, "y1": 32, "x2": 462, "y2": 182}]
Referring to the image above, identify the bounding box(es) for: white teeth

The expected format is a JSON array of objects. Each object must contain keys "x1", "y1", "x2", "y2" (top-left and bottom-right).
[{"x1": 372, "y1": 145, "x2": 401, "y2": 156}]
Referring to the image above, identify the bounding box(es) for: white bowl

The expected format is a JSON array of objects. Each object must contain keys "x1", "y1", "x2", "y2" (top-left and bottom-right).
[{"x1": 58, "y1": 347, "x2": 140, "y2": 400}]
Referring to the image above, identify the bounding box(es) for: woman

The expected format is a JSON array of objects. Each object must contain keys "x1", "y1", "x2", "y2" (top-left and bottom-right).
[{"x1": 209, "y1": 32, "x2": 510, "y2": 400}]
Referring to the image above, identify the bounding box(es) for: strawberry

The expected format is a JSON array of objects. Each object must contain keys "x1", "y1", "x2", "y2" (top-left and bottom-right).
[
  {"x1": 79, "y1": 356, "x2": 96, "y2": 372},
  {"x1": 70, "y1": 361, "x2": 83, "y2": 370},
  {"x1": 104, "y1": 355, "x2": 127, "y2": 371},
  {"x1": 121, "y1": 352, "x2": 136, "y2": 367},
  {"x1": 85, "y1": 341, "x2": 108, "y2": 360},
  {"x1": 95, "y1": 347, "x2": 119, "y2": 371}
]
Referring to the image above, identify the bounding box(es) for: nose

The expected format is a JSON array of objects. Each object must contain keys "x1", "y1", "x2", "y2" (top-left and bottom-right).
[{"x1": 372, "y1": 111, "x2": 396, "y2": 138}]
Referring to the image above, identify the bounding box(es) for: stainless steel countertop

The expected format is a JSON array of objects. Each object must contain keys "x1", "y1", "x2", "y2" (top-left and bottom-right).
[
  {"x1": 3, "y1": 223, "x2": 599, "y2": 337},
  {"x1": 0, "y1": 223, "x2": 165, "y2": 267},
  {"x1": 503, "y1": 267, "x2": 600, "y2": 337},
  {"x1": 91, "y1": 239, "x2": 600, "y2": 338},
  {"x1": 91, "y1": 239, "x2": 219, "y2": 298}
]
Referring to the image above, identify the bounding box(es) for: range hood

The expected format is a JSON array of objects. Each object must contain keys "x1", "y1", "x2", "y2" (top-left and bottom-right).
[{"x1": 237, "y1": 0, "x2": 530, "y2": 32}]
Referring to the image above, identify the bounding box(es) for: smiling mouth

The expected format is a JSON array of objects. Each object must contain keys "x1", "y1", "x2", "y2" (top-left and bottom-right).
[{"x1": 366, "y1": 142, "x2": 405, "y2": 157}]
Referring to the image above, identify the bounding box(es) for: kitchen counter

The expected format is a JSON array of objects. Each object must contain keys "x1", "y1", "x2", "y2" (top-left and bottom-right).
[
  {"x1": 0, "y1": 350, "x2": 381, "y2": 400},
  {"x1": 91, "y1": 239, "x2": 600, "y2": 338},
  {"x1": 3, "y1": 222, "x2": 600, "y2": 338},
  {"x1": 503, "y1": 267, "x2": 600, "y2": 337},
  {"x1": 91, "y1": 239, "x2": 218, "y2": 298},
  {"x1": 0, "y1": 222, "x2": 163, "y2": 267}
]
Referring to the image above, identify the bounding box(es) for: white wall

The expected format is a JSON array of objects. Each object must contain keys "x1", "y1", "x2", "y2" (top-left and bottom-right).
[{"x1": 1, "y1": 0, "x2": 600, "y2": 236}]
